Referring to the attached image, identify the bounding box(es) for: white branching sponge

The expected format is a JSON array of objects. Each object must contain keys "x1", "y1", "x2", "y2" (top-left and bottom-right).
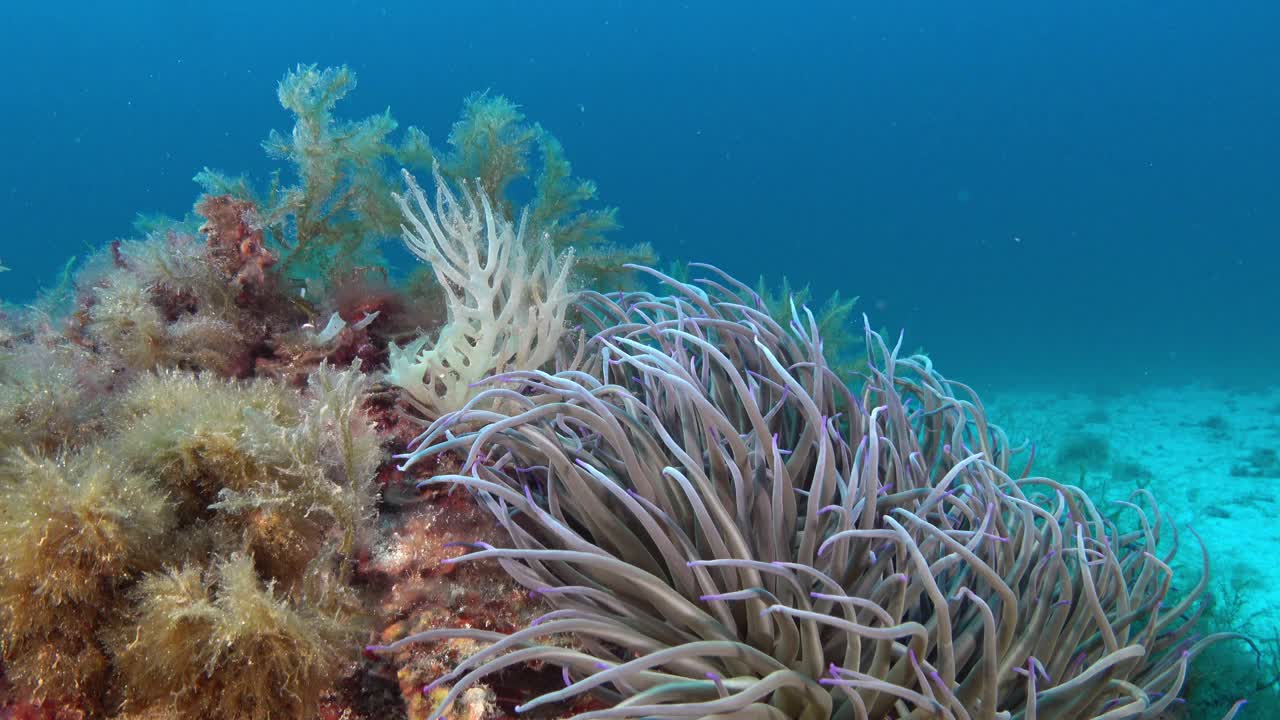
[{"x1": 387, "y1": 165, "x2": 575, "y2": 417}]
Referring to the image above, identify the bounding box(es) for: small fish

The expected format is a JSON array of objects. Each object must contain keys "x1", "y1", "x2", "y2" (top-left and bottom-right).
[{"x1": 0, "y1": 259, "x2": 8, "y2": 272}]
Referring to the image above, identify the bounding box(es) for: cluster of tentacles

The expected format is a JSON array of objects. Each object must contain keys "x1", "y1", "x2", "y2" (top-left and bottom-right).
[{"x1": 373, "y1": 264, "x2": 1240, "y2": 720}]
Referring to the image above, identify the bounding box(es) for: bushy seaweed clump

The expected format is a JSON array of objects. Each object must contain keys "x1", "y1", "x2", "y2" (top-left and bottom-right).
[
  {"x1": 108, "y1": 362, "x2": 381, "y2": 586},
  {"x1": 0, "y1": 449, "x2": 172, "y2": 709},
  {"x1": 1055, "y1": 431, "x2": 1112, "y2": 473},
  {"x1": 63, "y1": 216, "x2": 306, "y2": 380},
  {"x1": 107, "y1": 553, "x2": 361, "y2": 720},
  {"x1": 84, "y1": 264, "x2": 242, "y2": 374},
  {"x1": 106, "y1": 363, "x2": 379, "y2": 720},
  {"x1": 755, "y1": 273, "x2": 863, "y2": 377},
  {"x1": 438, "y1": 91, "x2": 654, "y2": 286},
  {"x1": 0, "y1": 336, "x2": 110, "y2": 455},
  {"x1": 197, "y1": 64, "x2": 651, "y2": 295},
  {"x1": 0, "y1": 360, "x2": 381, "y2": 716},
  {"x1": 197, "y1": 65, "x2": 430, "y2": 291},
  {"x1": 50, "y1": 196, "x2": 430, "y2": 385}
]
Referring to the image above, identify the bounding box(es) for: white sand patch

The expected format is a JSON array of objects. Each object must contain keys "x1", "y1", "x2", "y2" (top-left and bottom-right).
[{"x1": 986, "y1": 382, "x2": 1280, "y2": 641}]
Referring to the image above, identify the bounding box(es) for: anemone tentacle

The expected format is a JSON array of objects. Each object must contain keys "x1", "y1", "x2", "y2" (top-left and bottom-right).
[{"x1": 385, "y1": 265, "x2": 1233, "y2": 720}]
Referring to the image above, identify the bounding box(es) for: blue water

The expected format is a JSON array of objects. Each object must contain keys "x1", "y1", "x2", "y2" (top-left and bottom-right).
[{"x1": 1, "y1": 0, "x2": 1276, "y2": 388}]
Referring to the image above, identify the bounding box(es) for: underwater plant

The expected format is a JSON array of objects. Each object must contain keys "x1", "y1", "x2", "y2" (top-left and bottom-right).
[
  {"x1": 756, "y1": 274, "x2": 862, "y2": 377},
  {"x1": 93, "y1": 365, "x2": 378, "y2": 718},
  {"x1": 196, "y1": 193, "x2": 279, "y2": 299},
  {"x1": 107, "y1": 552, "x2": 363, "y2": 720},
  {"x1": 213, "y1": 359, "x2": 384, "y2": 579},
  {"x1": 197, "y1": 65, "x2": 649, "y2": 298},
  {"x1": 376, "y1": 265, "x2": 1238, "y2": 719},
  {"x1": 108, "y1": 370, "x2": 302, "y2": 517},
  {"x1": 0, "y1": 447, "x2": 173, "y2": 707},
  {"x1": 83, "y1": 264, "x2": 252, "y2": 377},
  {"x1": 439, "y1": 91, "x2": 654, "y2": 288},
  {"x1": 61, "y1": 215, "x2": 318, "y2": 381},
  {"x1": 0, "y1": 355, "x2": 381, "y2": 717},
  {"x1": 386, "y1": 167, "x2": 577, "y2": 418},
  {"x1": 1054, "y1": 432, "x2": 1111, "y2": 475},
  {"x1": 0, "y1": 337, "x2": 110, "y2": 455},
  {"x1": 197, "y1": 64, "x2": 431, "y2": 290},
  {"x1": 109, "y1": 363, "x2": 381, "y2": 584}
]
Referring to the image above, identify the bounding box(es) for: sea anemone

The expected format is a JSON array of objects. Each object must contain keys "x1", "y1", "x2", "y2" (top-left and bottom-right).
[{"x1": 375, "y1": 264, "x2": 1238, "y2": 719}]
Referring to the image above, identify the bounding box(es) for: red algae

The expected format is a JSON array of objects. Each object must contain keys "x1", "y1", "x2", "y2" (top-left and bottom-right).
[
  {"x1": 364, "y1": 470, "x2": 554, "y2": 720},
  {"x1": 195, "y1": 194, "x2": 277, "y2": 300}
]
